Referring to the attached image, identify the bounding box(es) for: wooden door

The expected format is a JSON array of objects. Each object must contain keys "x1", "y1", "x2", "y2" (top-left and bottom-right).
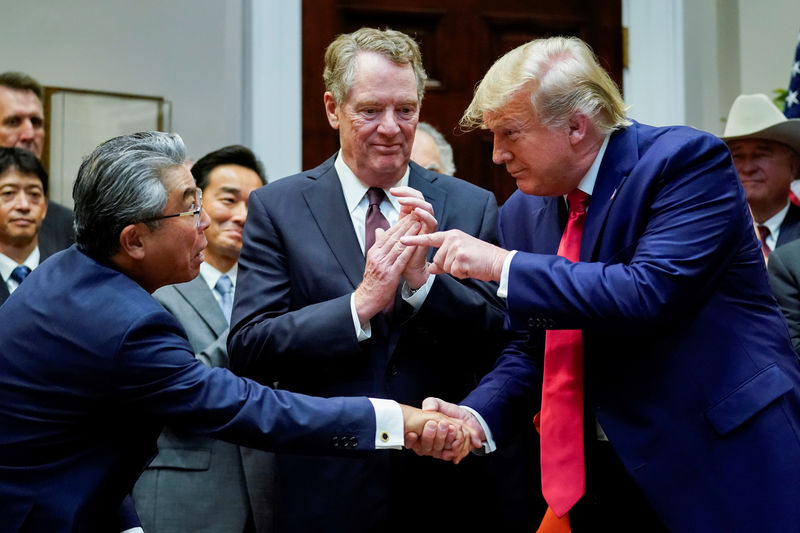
[{"x1": 302, "y1": 0, "x2": 622, "y2": 204}]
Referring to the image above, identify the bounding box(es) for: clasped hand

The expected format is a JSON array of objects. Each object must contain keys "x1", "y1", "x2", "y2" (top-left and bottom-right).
[
  {"x1": 402, "y1": 397, "x2": 486, "y2": 464},
  {"x1": 400, "y1": 400, "x2": 482, "y2": 464}
]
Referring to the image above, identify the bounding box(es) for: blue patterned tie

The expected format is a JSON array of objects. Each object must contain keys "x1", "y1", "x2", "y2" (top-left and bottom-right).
[
  {"x1": 10, "y1": 265, "x2": 31, "y2": 285},
  {"x1": 215, "y1": 275, "x2": 233, "y2": 324}
]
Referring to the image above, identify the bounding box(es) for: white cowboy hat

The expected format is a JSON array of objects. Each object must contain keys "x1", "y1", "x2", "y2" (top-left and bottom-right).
[{"x1": 721, "y1": 93, "x2": 800, "y2": 154}]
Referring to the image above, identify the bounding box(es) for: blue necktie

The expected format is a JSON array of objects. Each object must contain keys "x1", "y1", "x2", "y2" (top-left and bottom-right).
[
  {"x1": 10, "y1": 265, "x2": 31, "y2": 285},
  {"x1": 215, "y1": 275, "x2": 233, "y2": 324}
]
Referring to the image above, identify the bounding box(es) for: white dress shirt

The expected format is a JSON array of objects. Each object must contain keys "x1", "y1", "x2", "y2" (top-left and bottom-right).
[{"x1": 0, "y1": 247, "x2": 40, "y2": 295}]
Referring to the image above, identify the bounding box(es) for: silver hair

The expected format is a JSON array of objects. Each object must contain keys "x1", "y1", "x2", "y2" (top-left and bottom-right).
[
  {"x1": 415, "y1": 122, "x2": 456, "y2": 175},
  {"x1": 73, "y1": 131, "x2": 187, "y2": 261}
]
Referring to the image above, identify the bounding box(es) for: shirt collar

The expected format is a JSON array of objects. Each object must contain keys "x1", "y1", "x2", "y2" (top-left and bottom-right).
[
  {"x1": 199, "y1": 261, "x2": 237, "y2": 293},
  {"x1": 334, "y1": 151, "x2": 409, "y2": 214},
  {"x1": 0, "y1": 247, "x2": 40, "y2": 282},
  {"x1": 575, "y1": 134, "x2": 611, "y2": 196},
  {"x1": 762, "y1": 201, "x2": 790, "y2": 242}
]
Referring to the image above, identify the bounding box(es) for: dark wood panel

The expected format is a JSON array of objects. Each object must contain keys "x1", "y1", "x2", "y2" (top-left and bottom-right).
[{"x1": 303, "y1": 0, "x2": 622, "y2": 204}]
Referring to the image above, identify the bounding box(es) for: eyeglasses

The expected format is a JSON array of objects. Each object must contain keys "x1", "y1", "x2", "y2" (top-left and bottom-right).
[{"x1": 142, "y1": 189, "x2": 203, "y2": 228}]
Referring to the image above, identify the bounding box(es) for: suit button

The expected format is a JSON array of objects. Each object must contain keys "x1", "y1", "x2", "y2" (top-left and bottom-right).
[
  {"x1": 548, "y1": 319, "x2": 555, "y2": 328},
  {"x1": 351, "y1": 437, "x2": 358, "y2": 448},
  {"x1": 528, "y1": 318, "x2": 535, "y2": 327},
  {"x1": 331, "y1": 436, "x2": 339, "y2": 448},
  {"x1": 389, "y1": 365, "x2": 398, "y2": 376}
]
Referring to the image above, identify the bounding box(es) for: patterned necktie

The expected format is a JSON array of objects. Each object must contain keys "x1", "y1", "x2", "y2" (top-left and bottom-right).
[
  {"x1": 365, "y1": 187, "x2": 390, "y2": 254},
  {"x1": 540, "y1": 189, "x2": 591, "y2": 518},
  {"x1": 10, "y1": 265, "x2": 31, "y2": 285},
  {"x1": 757, "y1": 225, "x2": 771, "y2": 260},
  {"x1": 215, "y1": 274, "x2": 233, "y2": 324}
]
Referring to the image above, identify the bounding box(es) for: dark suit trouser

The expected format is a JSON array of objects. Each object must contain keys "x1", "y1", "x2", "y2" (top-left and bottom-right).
[{"x1": 570, "y1": 440, "x2": 668, "y2": 533}]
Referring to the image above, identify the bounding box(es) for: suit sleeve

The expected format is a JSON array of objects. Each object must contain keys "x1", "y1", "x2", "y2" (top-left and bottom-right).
[
  {"x1": 228, "y1": 190, "x2": 362, "y2": 383},
  {"x1": 115, "y1": 310, "x2": 376, "y2": 454},
  {"x1": 505, "y1": 134, "x2": 752, "y2": 333},
  {"x1": 768, "y1": 246, "x2": 800, "y2": 355}
]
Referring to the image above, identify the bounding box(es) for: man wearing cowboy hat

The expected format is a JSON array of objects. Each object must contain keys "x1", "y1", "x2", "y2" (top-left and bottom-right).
[{"x1": 722, "y1": 93, "x2": 800, "y2": 257}]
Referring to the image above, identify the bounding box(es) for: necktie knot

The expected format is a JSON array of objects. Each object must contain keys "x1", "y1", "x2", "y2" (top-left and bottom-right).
[
  {"x1": 567, "y1": 189, "x2": 591, "y2": 215},
  {"x1": 215, "y1": 275, "x2": 233, "y2": 324},
  {"x1": 757, "y1": 224, "x2": 770, "y2": 242},
  {"x1": 367, "y1": 187, "x2": 385, "y2": 207},
  {"x1": 10, "y1": 265, "x2": 31, "y2": 285}
]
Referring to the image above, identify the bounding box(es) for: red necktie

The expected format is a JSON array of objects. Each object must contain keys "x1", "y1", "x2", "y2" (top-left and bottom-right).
[
  {"x1": 540, "y1": 189, "x2": 590, "y2": 518},
  {"x1": 365, "y1": 187, "x2": 390, "y2": 253},
  {"x1": 757, "y1": 225, "x2": 771, "y2": 260}
]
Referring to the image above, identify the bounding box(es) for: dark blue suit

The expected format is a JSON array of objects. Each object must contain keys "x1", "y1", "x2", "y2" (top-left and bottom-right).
[
  {"x1": 228, "y1": 157, "x2": 509, "y2": 532},
  {"x1": 0, "y1": 246, "x2": 376, "y2": 533},
  {"x1": 463, "y1": 122, "x2": 800, "y2": 532}
]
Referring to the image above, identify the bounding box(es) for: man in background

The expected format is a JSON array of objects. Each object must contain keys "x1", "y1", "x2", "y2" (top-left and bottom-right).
[
  {"x1": 228, "y1": 28, "x2": 507, "y2": 532},
  {"x1": 133, "y1": 145, "x2": 275, "y2": 533},
  {"x1": 722, "y1": 93, "x2": 800, "y2": 257},
  {"x1": 410, "y1": 121, "x2": 456, "y2": 175},
  {"x1": 0, "y1": 71, "x2": 75, "y2": 252},
  {"x1": 0, "y1": 147, "x2": 56, "y2": 304}
]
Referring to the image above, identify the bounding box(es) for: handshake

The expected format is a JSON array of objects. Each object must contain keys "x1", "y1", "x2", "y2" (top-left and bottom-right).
[{"x1": 400, "y1": 397, "x2": 485, "y2": 464}]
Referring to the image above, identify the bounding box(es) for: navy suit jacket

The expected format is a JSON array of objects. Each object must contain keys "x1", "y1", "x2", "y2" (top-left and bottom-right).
[
  {"x1": 228, "y1": 157, "x2": 507, "y2": 532},
  {"x1": 0, "y1": 246, "x2": 375, "y2": 533},
  {"x1": 463, "y1": 122, "x2": 800, "y2": 532}
]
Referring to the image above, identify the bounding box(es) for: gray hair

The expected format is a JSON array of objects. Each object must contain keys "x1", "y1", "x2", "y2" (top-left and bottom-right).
[
  {"x1": 73, "y1": 131, "x2": 187, "y2": 261},
  {"x1": 323, "y1": 27, "x2": 427, "y2": 106},
  {"x1": 415, "y1": 122, "x2": 456, "y2": 175}
]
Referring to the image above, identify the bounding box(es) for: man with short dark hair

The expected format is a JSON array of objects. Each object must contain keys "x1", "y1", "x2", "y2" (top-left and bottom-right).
[
  {"x1": 0, "y1": 147, "x2": 55, "y2": 304},
  {"x1": 0, "y1": 71, "x2": 75, "y2": 253},
  {"x1": 133, "y1": 145, "x2": 275, "y2": 533},
  {"x1": 0, "y1": 131, "x2": 472, "y2": 532}
]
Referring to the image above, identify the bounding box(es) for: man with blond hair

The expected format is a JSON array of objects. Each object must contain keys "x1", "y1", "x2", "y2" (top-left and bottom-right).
[
  {"x1": 405, "y1": 36, "x2": 800, "y2": 532},
  {"x1": 229, "y1": 27, "x2": 507, "y2": 533}
]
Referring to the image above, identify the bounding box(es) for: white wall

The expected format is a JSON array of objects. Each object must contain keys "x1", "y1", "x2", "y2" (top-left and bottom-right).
[
  {"x1": 624, "y1": 0, "x2": 800, "y2": 136},
  {"x1": 738, "y1": 0, "x2": 800, "y2": 97},
  {"x1": 0, "y1": 0, "x2": 244, "y2": 162}
]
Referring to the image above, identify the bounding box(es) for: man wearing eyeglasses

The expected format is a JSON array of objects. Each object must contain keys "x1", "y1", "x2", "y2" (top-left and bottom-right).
[
  {"x1": 133, "y1": 145, "x2": 274, "y2": 533},
  {"x1": 0, "y1": 132, "x2": 473, "y2": 533}
]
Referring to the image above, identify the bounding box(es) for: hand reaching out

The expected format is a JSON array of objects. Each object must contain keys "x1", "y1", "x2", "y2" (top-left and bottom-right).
[
  {"x1": 402, "y1": 398, "x2": 486, "y2": 463},
  {"x1": 399, "y1": 403, "x2": 480, "y2": 464},
  {"x1": 401, "y1": 230, "x2": 508, "y2": 282}
]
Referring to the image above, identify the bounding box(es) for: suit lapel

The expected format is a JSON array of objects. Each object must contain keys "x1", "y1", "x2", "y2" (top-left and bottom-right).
[
  {"x1": 581, "y1": 125, "x2": 638, "y2": 261},
  {"x1": 174, "y1": 276, "x2": 228, "y2": 336},
  {"x1": 302, "y1": 160, "x2": 366, "y2": 289},
  {"x1": 409, "y1": 164, "x2": 446, "y2": 261}
]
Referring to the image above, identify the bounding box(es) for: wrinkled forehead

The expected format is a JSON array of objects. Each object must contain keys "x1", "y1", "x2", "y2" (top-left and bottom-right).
[
  {"x1": 484, "y1": 91, "x2": 537, "y2": 130},
  {"x1": 0, "y1": 87, "x2": 43, "y2": 115}
]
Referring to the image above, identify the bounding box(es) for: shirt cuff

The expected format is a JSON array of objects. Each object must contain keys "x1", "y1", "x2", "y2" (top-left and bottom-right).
[
  {"x1": 401, "y1": 273, "x2": 435, "y2": 309},
  {"x1": 121, "y1": 529, "x2": 144, "y2": 533},
  {"x1": 460, "y1": 405, "x2": 497, "y2": 454},
  {"x1": 350, "y1": 292, "x2": 372, "y2": 342},
  {"x1": 497, "y1": 250, "x2": 517, "y2": 299},
  {"x1": 369, "y1": 398, "x2": 404, "y2": 449}
]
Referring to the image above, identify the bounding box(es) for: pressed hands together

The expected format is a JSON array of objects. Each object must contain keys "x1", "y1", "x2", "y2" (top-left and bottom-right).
[{"x1": 371, "y1": 188, "x2": 510, "y2": 463}]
